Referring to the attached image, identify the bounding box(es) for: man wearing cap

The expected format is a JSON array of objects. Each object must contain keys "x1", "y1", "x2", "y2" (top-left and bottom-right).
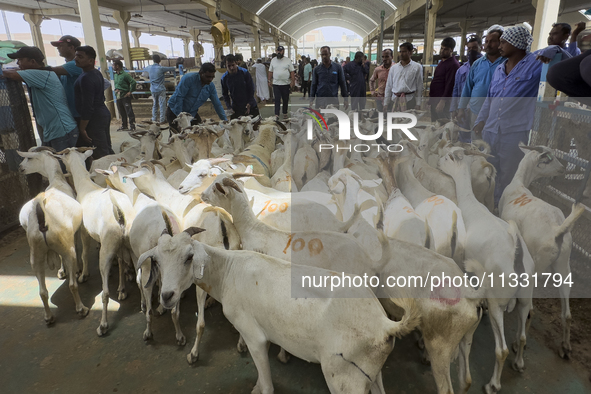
[
  {"x1": 251, "y1": 58, "x2": 270, "y2": 104},
  {"x1": 113, "y1": 59, "x2": 137, "y2": 131},
  {"x1": 429, "y1": 37, "x2": 460, "y2": 122},
  {"x1": 457, "y1": 25, "x2": 505, "y2": 135},
  {"x1": 221, "y1": 54, "x2": 260, "y2": 119},
  {"x1": 473, "y1": 26, "x2": 544, "y2": 206},
  {"x1": 143, "y1": 54, "x2": 175, "y2": 123},
  {"x1": 166, "y1": 62, "x2": 227, "y2": 132},
  {"x1": 268, "y1": 46, "x2": 295, "y2": 120},
  {"x1": 49, "y1": 35, "x2": 83, "y2": 121},
  {"x1": 2, "y1": 46, "x2": 79, "y2": 151}
]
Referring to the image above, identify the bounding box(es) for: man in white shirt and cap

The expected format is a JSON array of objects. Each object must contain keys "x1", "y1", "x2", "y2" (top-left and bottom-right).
[
  {"x1": 251, "y1": 58, "x2": 270, "y2": 104},
  {"x1": 383, "y1": 42, "x2": 423, "y2": 111}
]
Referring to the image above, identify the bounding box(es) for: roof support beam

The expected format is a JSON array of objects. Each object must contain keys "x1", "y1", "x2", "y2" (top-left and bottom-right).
[{"x1": 364, "y1": 0, "x2": 425, "y2": 46}]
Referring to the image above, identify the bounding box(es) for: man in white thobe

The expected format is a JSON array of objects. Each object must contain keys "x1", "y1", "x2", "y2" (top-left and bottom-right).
[
  {"x1": 251, "y1": 58, "x2": 270, "y2": 103},
  {"x1": 384, "y1": 42, "x2": 423, "y2": 111}
]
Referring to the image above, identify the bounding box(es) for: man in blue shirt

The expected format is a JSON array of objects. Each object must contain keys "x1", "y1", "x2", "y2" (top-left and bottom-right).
[
  {"x1": 450, "y1": 35, "x2": 482, "y2": 140},
  {"x1": 49, "y1": 35, "x2": 83, "y2": 121},
  {"x1": 143, "y1": 54, "x2": 175, "y2": 123},
  {"x1": 221, "y1": 54, "x2": 259, "y2": 119},
  {"x1": 546, "y1": 22, "x2": 582, "y2": 57},
  {"x1": 3, "y1": 46, "x2": 78, "y2": 151},
  {"x1": 458, "y1": 25, "x2": 505, "y2": 133},
  {"x1": 166, "y1": 62, "x2": 227, "y2": 133},
  {"x1": 473, "y1": 26, "x2": 543, "y2": 206},
  {"x1": 344, "y1": 51, "x2": 368, "y2": 111},
  {"x1": 310, "y1": 46, "x2": 349, "y2": 109}
]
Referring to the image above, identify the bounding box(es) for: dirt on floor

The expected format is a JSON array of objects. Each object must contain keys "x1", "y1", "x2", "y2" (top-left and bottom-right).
[{"x1": 533, "y1": 296, "x2": 591, "y2": 382}]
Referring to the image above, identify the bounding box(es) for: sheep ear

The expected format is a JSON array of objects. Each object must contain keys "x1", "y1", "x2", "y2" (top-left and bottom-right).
[
  {"x1": 184, "y1": 227, "x2": 206, "y2": 237},
  {"x1": 94, "y1": 169, "x2": 113, "y2": 176},
  {"x1": 17, "y1": 150, "x2": 36, "y2": 158},
  {"x1": 215, "y1": 182, "x2": 226, "y2": 195},
  {"x1": 452, "y1": 150, "x2": 464, "y2": 161},
  {"x1": 191, "y1": 241, "x2": 206, "y2": 280}
]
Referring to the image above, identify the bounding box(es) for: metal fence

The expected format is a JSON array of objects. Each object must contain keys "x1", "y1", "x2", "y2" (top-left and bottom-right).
[
  {"x1": 0, "y1": 73, "x2": 42, "y2": 233},
  {"x1": 529, "y1": 102, "x2": 591, "y2": 260}
]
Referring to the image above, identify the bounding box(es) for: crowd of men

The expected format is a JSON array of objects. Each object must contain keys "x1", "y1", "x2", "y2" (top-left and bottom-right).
[{"x1": 2, "y1": 21, "x2": 589, "y2": 209}]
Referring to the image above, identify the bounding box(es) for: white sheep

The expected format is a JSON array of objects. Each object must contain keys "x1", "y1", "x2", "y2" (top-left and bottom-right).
[
  {"x1": 500, "y1": 143, "x2": 586, "y2": 359},
  {"x1": 56, "y1": 148, "x2": 136, "y2": 336},
  {"x1": 439, "y1": 148, "x2": 535, "y2": 394},
  {"x1": 17, "y1": 147, "x2": 90, "y2": 323},
  {"x1": 137, "y1": 230, "x2": 420, "y2": 393}
]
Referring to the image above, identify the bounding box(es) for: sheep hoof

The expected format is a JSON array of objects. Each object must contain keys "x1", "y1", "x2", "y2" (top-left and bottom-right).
[
  {"x1": 77, "y1": 274, "x2": 89, "y2": 283},
  {"x1": 559, "y1": 343, "x2": 571, "y2": 360},
  {"x1": 143, "y1": 330, "x2": 153, "y2": 341},
  {"x1": 177, "y1": 335, "x2": 186, "y2": 346},
  {"x1": 78, "y1": 306, "x2": 90, "y2": 317},
  {"x1": 118, "y1": 290, "x2": 127, "y2": 301},
  {"x1": 511, "y1": 361, "x2": 524, "y2": 373},
  {"x1": 97, "y1": 323, "x2": 108, "y2": 336},
  {"x1": 57, "y1": 268, "x2": 66, "y2": 280},
  {"x1": 156, "y1": 305, "x2": 166, "y2": 316},
  {"x1": 483, "y1": 383, "x2": 498, "y2": 394},
  {"x1": 44, "y1": 315, "x2": 55, "y2": 325},
  {"x1": 277, "y1": 350, "x2": 290, "y2": 364},
  {"x1": 186, "y1": 353, "x2": 198, "y2": 365}
]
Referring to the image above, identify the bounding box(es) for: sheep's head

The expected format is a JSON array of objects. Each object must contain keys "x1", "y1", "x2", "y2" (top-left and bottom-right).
[
  {"x1": 136, "y1": 229, "x2": 208, "y2": 310},
  {"x1": 172, "y1": 112, "x2": 194, "y2": 130},
  {"x1": 51, "y1": 147, "x2": 94, "y2": 172},
  {"x1": 519, "y1": 143, "x2": 565, "y2": 179},
  {"x1": 17, "y1": 147, "x2": 59, "y2": 176},
  {"x1": 178, "y1": 158, "x2": 229, "y2": 196},
  {"x1": 122, "y1": 160, "x2": 166, "y2": 194},
  {"x1": 201, "y1": 173, "x2": 245, "y2": 212}
]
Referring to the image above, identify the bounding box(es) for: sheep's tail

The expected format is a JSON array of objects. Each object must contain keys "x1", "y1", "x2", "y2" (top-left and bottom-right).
[
  {"x1": 450, "y1": 211, "x2": 458, "y2": 258},
  {"x1": 34, "y1": 194, "x2": 49, "y2": 246},
  {"x1": 109, "y1": 192, "x2": 126, "y2": 232},
  {"x1": 555, "y1": 203, "x2": 585, "y2": 250},
  {"x1": 387, "y1": 297, "x2": 421, "y2": 339}
]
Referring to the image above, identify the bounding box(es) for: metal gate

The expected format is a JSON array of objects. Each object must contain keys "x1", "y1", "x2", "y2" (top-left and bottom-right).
[
  {"x1": 0, "y1": 71, "x2": 42, "y2": 233},
  {"x1": 529, "y1": 102, "x2": 591, "y2": 260}
]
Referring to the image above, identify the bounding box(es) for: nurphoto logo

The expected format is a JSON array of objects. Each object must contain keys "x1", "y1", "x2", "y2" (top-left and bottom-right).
[{"x1": 306, "y1": 108, "x2": 418, "y2": 152}]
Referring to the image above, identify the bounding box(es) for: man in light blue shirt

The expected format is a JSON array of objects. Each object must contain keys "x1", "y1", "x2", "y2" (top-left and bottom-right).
[
  {"x1": 450, "y1": 35, "x2": 482, "y2": 140},
  {"x1": 458, "y1": 26, "x2": 505, "y2": 132},
  {"x1": 473, "y1": 26, "x2": 543, "y2": 206},
  {"x1": 3, "y1": 46, "x2": 78, "y2": 150},
  {"x1": 166, "y1": 62, "x2": 227, "y2": 132},
  {"x1": 49, "y1": 35, "x2": 83, "y2": 121},
  {"x1": 144, "y1": 54, "x2": 175, "y2": 123}
]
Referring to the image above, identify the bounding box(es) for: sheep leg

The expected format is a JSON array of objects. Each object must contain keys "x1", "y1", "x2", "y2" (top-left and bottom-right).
[
  {"x1": 77, "y1": 226, "x2": 92, "y2": 283},
  {"x1": 511, "y1": 297, "x2": 531, "y2": 372},
  {"x1": 424, "y1": 339, "x2": 453, "y2": 394},
  {"x1": 141, "y1": 278, "x2": 155, "y2": 341},
  {"x1": 554, "y1": 262, "x2": 572, "y2": 359},
  {"x1": 31, "y1": 247, "x2": 54, "y2": 325},
  {"x1": 63, "y1": 246, "x2": 89, "y2": 317},
  {"x1": 458, "y1": 311, "x2": 481, "y2": 393},
  {"x1": 187, "y1": 287, "x2": 207, "y2": 364},
  {"x1": 242, "y1": 334, "x2": 273, "y2": 394},
  {"x1": 116, "y1": 256, "x2": 127, "y2": 301},
  {"x1": 483, "y1": 302, "x2": 508, "y2": 394},
  {"x1": 96, "y1": 244, "x2": 117, "y2": 336},
  {"x1": 171, "y1": 302, "x2": 186, "y2": 346}
]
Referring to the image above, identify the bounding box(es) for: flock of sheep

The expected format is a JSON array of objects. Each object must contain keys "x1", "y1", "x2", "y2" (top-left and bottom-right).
[{"x1": 16, "y1": 108, "x2": 586, "y2": 394}]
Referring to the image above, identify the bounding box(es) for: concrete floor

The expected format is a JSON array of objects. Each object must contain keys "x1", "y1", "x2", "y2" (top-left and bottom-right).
[
  {"x1": 2, "y1": 97, "x2": 591, "y2": 393},
  {"x1": 1, "y1": 231, "x2": 591, "y2": 394}
]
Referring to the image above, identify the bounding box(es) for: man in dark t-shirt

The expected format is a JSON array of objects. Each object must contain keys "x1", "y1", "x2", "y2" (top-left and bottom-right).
[
  {"x1": 74, "y1": 45, "x2": 114, "y2": 159},
  {"x1": 429, "y1": 37, "x2": 460, "y2": 122},
  {"x1": 221, "y1": 54, "x2": 259, "y2": 119}
]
